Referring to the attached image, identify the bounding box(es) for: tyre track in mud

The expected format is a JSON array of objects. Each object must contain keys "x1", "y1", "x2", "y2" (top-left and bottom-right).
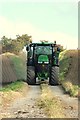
[
  {"x1": 4, "y1": 85, "x2": 47, "y2": 118},
  {"x1": 49, "y1": 85, "x2": 78, "y2": 118}
]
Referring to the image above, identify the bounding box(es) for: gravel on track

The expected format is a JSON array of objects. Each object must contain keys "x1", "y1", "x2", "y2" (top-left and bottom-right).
[
  {"x1": 49, "y1": 85, "x2": 78, "y2": 118},
  {"x1": 1, "y1": 86, "x2": 47, "y2": 118}
]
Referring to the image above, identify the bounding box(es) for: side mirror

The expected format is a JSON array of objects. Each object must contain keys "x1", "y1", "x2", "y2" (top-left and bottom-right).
[
  {"x1": 57, "y1": 47, "x2": 60, "y2": 52},
  {"x1": 26, "y1": 46, "x2": 30, "y2": 51}
]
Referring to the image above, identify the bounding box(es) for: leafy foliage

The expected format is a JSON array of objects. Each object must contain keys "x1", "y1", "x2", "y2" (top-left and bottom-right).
[{"x1": 1, "y1": 34, "x2": 32, "y2": 54}]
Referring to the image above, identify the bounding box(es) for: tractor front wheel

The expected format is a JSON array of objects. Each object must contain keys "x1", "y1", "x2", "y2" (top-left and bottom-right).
[
  {"x1": 49, "y1": 66, "x2": 59, "y2": 85},
  {"x1": 27, "y1": 66, "x2": 36, "y2": 85}
]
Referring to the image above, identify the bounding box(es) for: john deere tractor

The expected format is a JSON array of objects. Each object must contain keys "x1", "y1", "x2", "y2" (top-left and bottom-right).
[{"x1": 26, "y1": 41, "x2": 60, "y2": 85}]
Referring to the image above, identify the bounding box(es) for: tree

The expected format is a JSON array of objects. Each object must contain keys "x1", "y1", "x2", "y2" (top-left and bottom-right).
[
  {"x1": 16, "y1": 34, "x2": 32, "y2": 46},
  {"x1": 12, "y1": 34, "x2": 32, "y2": 54},
  {"x1": 1, "y1": 36, "x2": 12, "y2": 53},
  {"x1": 1, "y1": 34, "x2": 32, "y2": 54}
]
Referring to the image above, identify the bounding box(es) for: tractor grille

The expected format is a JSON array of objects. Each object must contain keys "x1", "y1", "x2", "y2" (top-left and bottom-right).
[{"x1": 36, "y1": 64, "x2": 50, "y2": 73}]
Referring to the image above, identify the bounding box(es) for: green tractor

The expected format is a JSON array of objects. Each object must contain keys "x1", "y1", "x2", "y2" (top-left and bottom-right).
[{"x1": 26, "y1": 41, "x2": 60, "y2": 85}]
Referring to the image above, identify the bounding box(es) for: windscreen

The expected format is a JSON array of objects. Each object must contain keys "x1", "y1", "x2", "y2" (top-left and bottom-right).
[{"x1": 35, "y1": 46, "x2": 52, "y2": 55}]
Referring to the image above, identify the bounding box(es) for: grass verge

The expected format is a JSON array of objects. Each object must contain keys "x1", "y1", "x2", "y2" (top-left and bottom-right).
[
  {"x1": 37, "y1": 84, "x2": 65, "y2": 118},
  {"x1": 0, "y1": 81, "x2": 24, "y2": 92},
  {"x1": 62, "y1": 81, "x2": 78, "y2": 97},
  {"x1": 0, "y1": 81, "x2": 29, "y2": 111}
]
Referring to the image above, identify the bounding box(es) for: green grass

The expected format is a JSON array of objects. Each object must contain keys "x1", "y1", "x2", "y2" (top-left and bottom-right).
[
  {"x1": 0, "y1": 81, "x2": 24, "y2": 92},
  {"x1": 10, "y1": 55, "x2": 26, "y2": 80},
  {"x1": 70, "y1": 85, "x2": 78, "y2": 97},
  {"x1": 62, "y1": 81, "x2": 78, "y2": 97}
]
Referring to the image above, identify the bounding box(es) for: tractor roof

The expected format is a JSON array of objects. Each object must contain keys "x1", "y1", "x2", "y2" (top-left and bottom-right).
[{"x1": 29, "y1": 42, "x2": 56, "y2": 47}]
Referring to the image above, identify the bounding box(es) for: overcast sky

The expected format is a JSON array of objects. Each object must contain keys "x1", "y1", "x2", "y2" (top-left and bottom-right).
[{"x1": 0, "y1": 0, "x2": 78, "y2": 49}]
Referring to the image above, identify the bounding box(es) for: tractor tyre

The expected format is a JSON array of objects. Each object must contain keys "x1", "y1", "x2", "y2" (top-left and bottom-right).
[
  {"x1": 49, "y1": 66, "x2": 59, "y2": 85},
  {"x1": 27, "y1": 66, "x2": 36, "y2": 85}
]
